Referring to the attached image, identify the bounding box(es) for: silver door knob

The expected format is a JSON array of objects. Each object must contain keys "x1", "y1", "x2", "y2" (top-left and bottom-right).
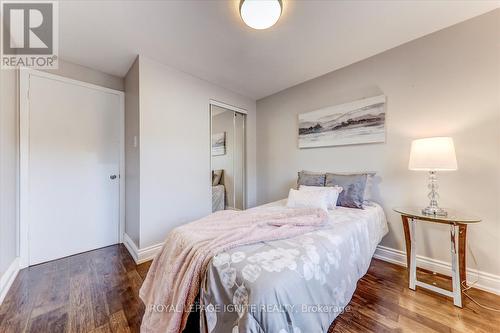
[{"x1": 110, "y1": 175, "x2": 117, "y2": 180}]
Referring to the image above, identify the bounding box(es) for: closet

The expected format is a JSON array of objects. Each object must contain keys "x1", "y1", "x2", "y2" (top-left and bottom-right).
[{"x1": 210, "y1": 103, "x2": 246, "y2": 212}]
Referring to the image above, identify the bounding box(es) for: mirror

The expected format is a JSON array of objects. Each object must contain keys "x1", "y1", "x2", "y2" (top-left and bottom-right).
[{"x1": 210, "y1": 104, "x2": 246, "y2": 212}]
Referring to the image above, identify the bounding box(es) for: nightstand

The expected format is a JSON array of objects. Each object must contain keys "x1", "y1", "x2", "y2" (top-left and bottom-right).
[{"x1": 393, "y1": 207, "x2": 481, "y2": 307}]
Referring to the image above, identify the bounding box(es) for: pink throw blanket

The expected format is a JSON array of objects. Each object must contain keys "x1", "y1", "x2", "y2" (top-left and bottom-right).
[{"x1": 139, "y1": 207, "x2": 328, "y2": 333}]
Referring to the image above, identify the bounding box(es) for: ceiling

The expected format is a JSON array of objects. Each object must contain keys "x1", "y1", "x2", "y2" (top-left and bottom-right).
[{"x1": 59, "y1": 1, "x2": 499, "y2": 99}]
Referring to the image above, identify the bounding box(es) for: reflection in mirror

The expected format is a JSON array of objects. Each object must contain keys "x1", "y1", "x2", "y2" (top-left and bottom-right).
[{"x1": 210, "y1": 105, "x2": 246, "y2": 212}]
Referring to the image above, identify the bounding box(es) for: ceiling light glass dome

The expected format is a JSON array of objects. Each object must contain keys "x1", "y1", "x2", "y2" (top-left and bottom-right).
[{"x1": 240, "y1": 0, "x2": 283, "y2": 30}]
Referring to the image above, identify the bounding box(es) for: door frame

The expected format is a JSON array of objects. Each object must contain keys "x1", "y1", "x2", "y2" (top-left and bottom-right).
[
  {"x1": 19, "y1": 68, "x2": 125, "y2": 268},
  {"x1": 209, "y1": 99, "x2": 247, "y2": 210}
]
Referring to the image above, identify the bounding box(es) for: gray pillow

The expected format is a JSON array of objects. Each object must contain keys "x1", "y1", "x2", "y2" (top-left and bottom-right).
[
  {"x1": 212, "y1": 169, "x2": 223, "y2": 186},
  {"x1": 363, "y1": 173, "x2": 376, "y2": 202},
  {"x1": 297, "y1": 171, "x2": 326, "y2": 187},
  {"x1": 325, "y1": 173, "x2": 369, "y2": 208}
]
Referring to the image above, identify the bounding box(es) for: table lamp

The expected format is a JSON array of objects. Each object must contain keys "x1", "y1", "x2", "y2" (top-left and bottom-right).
[{"x1": 408, "y1": 137, "x2": 458, "y2": 216}]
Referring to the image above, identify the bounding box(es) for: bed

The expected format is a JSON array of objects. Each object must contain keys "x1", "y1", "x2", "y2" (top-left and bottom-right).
[
  {"x1": 198, "y1": 199, "x2": 388, "y2": 333},
  {"x1": 212, "y1": 169, "x2": 225, "y2": 212}
]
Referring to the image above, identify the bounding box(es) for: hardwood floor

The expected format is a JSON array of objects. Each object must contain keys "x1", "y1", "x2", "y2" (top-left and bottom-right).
[
  {"x1": 0, "y1": 244, "x2": 498, "y2": 333},
  {"x1": 0, "y1": 245, "x2": 150, "y2": 333}
]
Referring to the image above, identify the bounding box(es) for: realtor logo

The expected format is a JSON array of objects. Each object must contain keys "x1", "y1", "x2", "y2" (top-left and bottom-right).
[{"x1": 1, "y1": 1, "x2": 58, "y2": 68}]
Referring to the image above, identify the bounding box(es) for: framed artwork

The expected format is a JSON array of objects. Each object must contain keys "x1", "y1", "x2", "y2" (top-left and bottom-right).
[
  {"x1": 211, "y1": 132, "x2": 226, "y2": 156},
  {"x1": 298, "y1": 95, "x2": 386, "y2": 148}
]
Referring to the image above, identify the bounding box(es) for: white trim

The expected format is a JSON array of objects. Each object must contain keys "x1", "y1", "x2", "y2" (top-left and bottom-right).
[
  {"x1": 123, "y1": 233, "x2": 163, "y2": 264},
  {"x1": 0, "y1": 258, "x2": 20, "y2": 305},
  {"x1": 19, "y1": 70, "x2": 29, "y2": 268},
  {"x1": 19, "y1": 68, "x2": 125, "y2": 268},
  {"x1": 122, "y1": 233, "x2": 139, "y2": 263},
  {"x1": 209, "y1": 99, "x2": 247, "y2": 115},
  {"x1": 374, "y1": 245, "x2": 500, "y2": 295},
  {"x1": 21, "y1": 68, "x2": 125, "y2": 95},
  {"x1": 118, "y1": 92, "x2": 125, "y2": 243}
]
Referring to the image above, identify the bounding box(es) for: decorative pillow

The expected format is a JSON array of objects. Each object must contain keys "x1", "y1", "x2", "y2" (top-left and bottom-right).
[
  {"x1": 325, "y1": 173, "x2": 371, "y2": 208},
  {"x1": 286, "y1": 188, "x2": 329, "y2": 212},
  {"x1": 299, "y1": 185, "x2": 343, "y2": 210},
  {"x1": 297, "y1": 170, "x2": 326, "y2": 187},
  {"x1": 212, "y1": 169, "x2": 223, "y2": 186},
  {"x1": 363, "y1": 173, "x2": 376, "y2": 202}
]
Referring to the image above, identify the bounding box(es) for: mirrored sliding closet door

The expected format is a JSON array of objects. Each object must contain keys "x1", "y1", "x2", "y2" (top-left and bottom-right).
[{"x1": 210, "y1": 103, "x2": 246, "y2": 212}]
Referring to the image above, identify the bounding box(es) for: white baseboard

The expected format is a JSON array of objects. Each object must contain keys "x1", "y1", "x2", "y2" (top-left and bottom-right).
[
  {"x1": 0, "y1": 257, "x2": 20, "y2": 305},
  {"x1": 374, "y1": 245, "x2": 500, "y2": 295},
  {"x1": 123, "y1": 233, "x2": 163, "y2": 264}
]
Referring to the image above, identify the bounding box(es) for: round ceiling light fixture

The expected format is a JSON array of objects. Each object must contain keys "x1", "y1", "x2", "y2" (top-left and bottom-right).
[{"x1": 239, "y1": 0, "x2": 283, "y2": 30}]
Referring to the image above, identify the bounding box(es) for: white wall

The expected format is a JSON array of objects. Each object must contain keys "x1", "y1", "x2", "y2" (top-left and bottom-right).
[
  {"x1": 256, "y1": 9, "x2": 500, "y2": 278},
  {"x1": 124, "y1": 57, "x2": 141, "y2": 246},
  {"x1": 0, "y1": 68, "x2": 18, "y2": 280},
  {"x1": 138, "y1": 56, "x2": 256, "y2": 248}
]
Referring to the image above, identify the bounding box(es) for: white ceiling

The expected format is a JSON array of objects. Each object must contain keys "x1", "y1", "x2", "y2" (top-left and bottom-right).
[{"x1": 59, "y1": 1, "x2": 499, "y2": 99}]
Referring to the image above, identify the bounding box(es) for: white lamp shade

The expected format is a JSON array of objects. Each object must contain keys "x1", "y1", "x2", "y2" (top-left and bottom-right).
[
  {"x1": 240, "y1": 0, "x2": 282, "y2": 30},
  {"x1": 408, "y1": 137, "x2": 458, "y2": 171}
]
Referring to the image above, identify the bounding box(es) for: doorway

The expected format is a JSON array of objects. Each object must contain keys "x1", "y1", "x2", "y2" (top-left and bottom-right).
[
  {"x1": 19, "y1": 70, "x2": 124, "y2": 266},
  {"x1": 210, "y1": 102, "x2": 246, "y2": 212}
]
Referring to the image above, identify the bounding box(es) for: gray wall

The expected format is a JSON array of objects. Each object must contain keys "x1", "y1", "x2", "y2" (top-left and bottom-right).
[
  {"x1": 138, "y1": 56, "x2": 257, "y2": 248},
  {"x1": 43, "y1": 60, "x2": 124, "y2": 91},
  {"x1": 124, "y1": 57, "x2": 141, "y2": 246},
  {"x1": 256, "y1": 10, "x2": 500, "y2": 276}
]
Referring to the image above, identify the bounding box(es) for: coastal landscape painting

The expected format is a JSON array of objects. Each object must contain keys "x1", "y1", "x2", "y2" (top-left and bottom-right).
[
  {"x1": 211, "y1": 132, "x2": 226, "y2": 156},
  {"x1": 298, "y1": 95, "x2": 386, "y2": 148}
]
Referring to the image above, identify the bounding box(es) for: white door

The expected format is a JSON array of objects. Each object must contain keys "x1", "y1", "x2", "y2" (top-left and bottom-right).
[{"x1": 27, "y1": 74, "x2": 121, "y2": 265}]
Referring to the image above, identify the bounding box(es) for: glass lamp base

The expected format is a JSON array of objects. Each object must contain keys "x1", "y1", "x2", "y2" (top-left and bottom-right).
[
  {"x1": 423, "y1": 171, "x2": 448, "y2": 217},
  {"x1": 422, "y1": 206, "x2": 448, "y2": 217}
]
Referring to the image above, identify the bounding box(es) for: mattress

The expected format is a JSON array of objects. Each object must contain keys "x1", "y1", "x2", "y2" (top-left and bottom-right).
[{"x1": 199, "y1": 200, "x2": 388, "y2": 333}]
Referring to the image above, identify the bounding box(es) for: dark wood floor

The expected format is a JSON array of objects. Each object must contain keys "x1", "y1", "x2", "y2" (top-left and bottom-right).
[{"x1": 0, "y1": 245, "x2": 499, "y2": 333}]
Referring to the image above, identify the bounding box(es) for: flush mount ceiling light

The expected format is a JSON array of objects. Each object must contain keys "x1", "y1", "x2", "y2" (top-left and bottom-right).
[{"x1": 239, "y1": 0, "x2": 283, "y2": 30}]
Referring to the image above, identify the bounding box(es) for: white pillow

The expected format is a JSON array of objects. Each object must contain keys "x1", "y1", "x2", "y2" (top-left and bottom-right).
[
  {"x1": 286, "y1": 188, "x2": 329, "y2": 212},
  {"x1": 299, "y1": 185, "x2": 343, "y2": 210}
]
